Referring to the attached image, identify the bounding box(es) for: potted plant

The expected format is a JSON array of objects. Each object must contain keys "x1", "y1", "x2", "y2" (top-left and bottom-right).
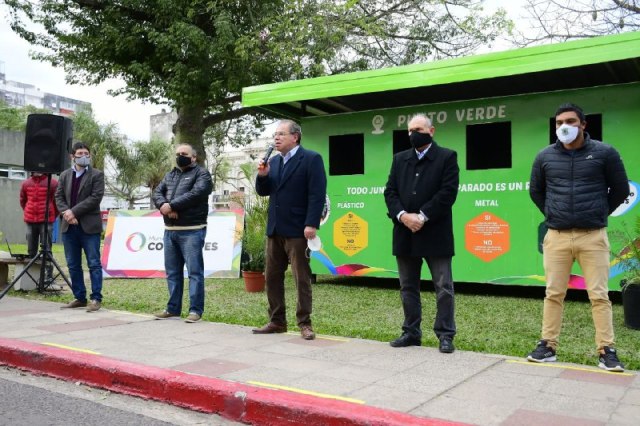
[
  {"x1": 612, "y1": 216, "x2": 640, "y2": 329},
  {"x1": 241, "y1": 195, "x2": 269, "y2": 292},
  {"x1": 236, "y1": 164, "x2": 269, "y2": 292}
]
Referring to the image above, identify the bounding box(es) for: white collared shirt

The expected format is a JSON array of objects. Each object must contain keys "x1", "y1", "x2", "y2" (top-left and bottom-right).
[
  {"x1": 415, "y1": 143, "x2": 432, "y2": 160},
  {"x1": 281, "y1": 145, "x2": 300, "y2": 165},
  {"x1": 72, "y1": 165, "x2": 87, "y2": 178}
]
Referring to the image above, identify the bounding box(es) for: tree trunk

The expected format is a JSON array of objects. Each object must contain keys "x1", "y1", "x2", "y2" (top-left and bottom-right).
[{"x1": 174, "y1": 104, "x2": 206, "y2": 165}]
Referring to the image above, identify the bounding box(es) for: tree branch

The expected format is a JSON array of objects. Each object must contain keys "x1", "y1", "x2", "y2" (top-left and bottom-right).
[
  {"x1": 613, "y1": 0, "x2": 640, "y2": 14},
  {"x1": 202, "y1": 107, "x2": 255, "y2": 129}
]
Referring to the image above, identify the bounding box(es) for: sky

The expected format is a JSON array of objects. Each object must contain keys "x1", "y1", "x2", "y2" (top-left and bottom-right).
[
  {"x1": 0, "y1": 1, "x2": 525, "y2": 142},
  {"x1": 0, "y1": 4, "x2": 167, "y2": 142}
]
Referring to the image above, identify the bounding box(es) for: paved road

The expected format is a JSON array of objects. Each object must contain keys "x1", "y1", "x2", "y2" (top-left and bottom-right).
[{"x1": 0, "y1": 366, "x2": 238, "y2": 426}]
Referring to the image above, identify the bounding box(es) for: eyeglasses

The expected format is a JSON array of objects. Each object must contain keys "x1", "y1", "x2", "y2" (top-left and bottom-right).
[{"x1": 272, "y1": 131, "x2": 292, "y2": 138}]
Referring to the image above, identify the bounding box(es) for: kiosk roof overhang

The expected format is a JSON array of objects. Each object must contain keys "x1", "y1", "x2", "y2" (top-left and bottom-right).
[{"x1": 242, "y1": 31, "x2": 640, "y2": 120}]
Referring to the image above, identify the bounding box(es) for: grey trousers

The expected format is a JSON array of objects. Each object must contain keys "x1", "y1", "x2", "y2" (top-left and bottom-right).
[{"x1": 396, "y1": 255, "x2": 456, "y2": 340}]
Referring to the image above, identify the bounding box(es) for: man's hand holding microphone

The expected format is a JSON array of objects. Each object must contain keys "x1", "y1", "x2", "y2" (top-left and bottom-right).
[{"x1": 257, "y1": 144, "x2": 275, "y2": 176}]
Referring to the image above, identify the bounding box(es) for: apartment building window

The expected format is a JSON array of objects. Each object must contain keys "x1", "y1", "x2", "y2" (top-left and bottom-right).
[{"x1": 0, "y1": 166, "x2": 28, "y2": 180}]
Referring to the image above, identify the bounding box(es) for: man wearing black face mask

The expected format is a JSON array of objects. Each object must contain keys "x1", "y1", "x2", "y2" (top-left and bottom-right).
[
  {"x1": 152, "y1": 144, "x2": 213, "y2": 323},
  {"x1": 384, "y1": 114, "x2": 459, "y2": 353}
]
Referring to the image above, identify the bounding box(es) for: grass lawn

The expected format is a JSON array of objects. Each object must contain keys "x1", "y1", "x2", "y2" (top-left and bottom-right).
[{"x1": 4, "y1": 243, "x2": 639, "y2": 371}]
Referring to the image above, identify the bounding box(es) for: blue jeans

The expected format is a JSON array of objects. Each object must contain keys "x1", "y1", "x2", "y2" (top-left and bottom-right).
[
  {"x1": 61, "y1": 225, "x2": 102, "y2": 302},
  {"x1": 164, "y1": 228, "x2": 206, "y2": 316}
]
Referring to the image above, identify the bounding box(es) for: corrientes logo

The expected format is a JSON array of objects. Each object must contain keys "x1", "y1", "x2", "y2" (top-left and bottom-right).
[{"x1": 126, "y1": 232, "x2": 147, "y2": 252}]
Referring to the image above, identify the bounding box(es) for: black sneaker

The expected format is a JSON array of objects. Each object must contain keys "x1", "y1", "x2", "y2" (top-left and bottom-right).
[
  {"x1": 526, "y1": 340, "x2": 557, "y2": 363},
  {"x1": 598, "y1": 346, "x2": 624, "y2": 372}
]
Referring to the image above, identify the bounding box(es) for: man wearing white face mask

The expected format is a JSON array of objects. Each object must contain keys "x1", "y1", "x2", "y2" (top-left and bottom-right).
[
  {"x1": 55, "y1": 142, "x2": 105, "y2": 312},
  {"x1": 528, "y1": 103, "x2": 630, "y2": 371}
]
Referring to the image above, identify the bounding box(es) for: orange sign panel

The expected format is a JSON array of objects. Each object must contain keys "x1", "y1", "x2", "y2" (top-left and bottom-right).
[
  {"x1": 465, "y1": 212, "x2": 510, "y2": 262},
  {"x1": 333, "y1": 212, "x2": 368, "y2": 257}
]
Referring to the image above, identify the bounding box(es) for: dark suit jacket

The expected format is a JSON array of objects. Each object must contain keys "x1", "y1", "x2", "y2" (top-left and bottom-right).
[
  {"x1": 255, "y1": 146, "x2": 327, "y2": 238},
  {"x1": 55, "y1": 166, "x2": 105, "y2": 234},
  {"x1": 384, "y1": 142, "x2": 459, "y2": 257}
]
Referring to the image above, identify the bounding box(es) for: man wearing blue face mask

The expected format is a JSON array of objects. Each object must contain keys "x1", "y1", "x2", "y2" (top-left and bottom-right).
[
  {"x1": 528, "y1": 103, "x2": 630, "y2": 372},
  {"x1": 55, "y1": 142, "x2": 105, "y2": 312},
  {"x1": 384, "y1": 113, "x2": 459, "y2": 353},
  {"x1": 152, "y1": 144, "x2": 213, "y2": 323}
]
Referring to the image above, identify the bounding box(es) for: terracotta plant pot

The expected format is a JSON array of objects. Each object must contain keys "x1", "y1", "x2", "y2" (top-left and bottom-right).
[{"x1": 242, "y1": 270, "x2": 265, "y2": 292}]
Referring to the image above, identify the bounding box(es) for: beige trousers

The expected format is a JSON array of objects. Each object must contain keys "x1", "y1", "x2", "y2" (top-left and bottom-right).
[{"x1": 541, "y1": 228, "x2": 614, "y2": 352}]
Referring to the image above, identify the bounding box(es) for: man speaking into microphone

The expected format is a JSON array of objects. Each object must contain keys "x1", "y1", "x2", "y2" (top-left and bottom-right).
[{"x1": 252, "y1": 119, "x2": 327, "y2": 340}]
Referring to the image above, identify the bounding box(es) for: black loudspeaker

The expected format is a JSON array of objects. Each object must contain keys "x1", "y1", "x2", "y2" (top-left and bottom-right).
[{"x1": 24, "y1": 114, "x2": 73, "y2": 173}]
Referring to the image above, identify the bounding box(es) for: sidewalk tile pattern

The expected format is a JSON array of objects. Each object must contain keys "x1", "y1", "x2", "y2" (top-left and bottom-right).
[{"x1": 0, "y1": 297, "x2": 637, "y2": 426}]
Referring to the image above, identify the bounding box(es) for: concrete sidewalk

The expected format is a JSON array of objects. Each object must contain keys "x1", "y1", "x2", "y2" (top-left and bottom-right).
[{"x1": 0, "y1": 297, "x2": 638, "y2": 425}]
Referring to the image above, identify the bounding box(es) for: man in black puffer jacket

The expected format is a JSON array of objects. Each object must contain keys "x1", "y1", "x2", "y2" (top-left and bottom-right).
[
  {"x1": 527, "y1": 103, "x2": 629, "y2": 372},
  {"x1": 152, "y1": 144, "x2": 213, "y2": 323}
]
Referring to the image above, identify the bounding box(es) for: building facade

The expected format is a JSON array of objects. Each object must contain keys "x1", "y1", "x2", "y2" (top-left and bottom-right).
[
  {"x1": 1, "y1": 62, "x2": 91, "y2": 117},
  {"x1": 0, "y1": 60, "x2": 93, "y2": 243}
]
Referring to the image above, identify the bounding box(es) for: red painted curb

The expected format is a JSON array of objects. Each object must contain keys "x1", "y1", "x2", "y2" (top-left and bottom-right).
[
  {"x1": 0, "y1": 338, "x2": 465, "y2": 425},
  {"x1": 0, "y1": 338, "x2": 460, "y2": 426}
]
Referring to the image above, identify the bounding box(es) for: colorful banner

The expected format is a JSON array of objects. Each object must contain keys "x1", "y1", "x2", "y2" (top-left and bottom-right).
[{"x1": 102, "y1": 209, "x2": 244, "y2": 278}]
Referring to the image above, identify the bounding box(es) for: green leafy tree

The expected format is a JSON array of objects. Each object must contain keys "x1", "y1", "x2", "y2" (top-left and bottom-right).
[
  {"x1": 0, "y1": 100, "x2": 50, "y2": 131},
  {"x1": 138, "y1": 137, "x2": 173, "y2": 208},
  {"x1": 72, "y1": 109, "x2": 120, "y2": 171},
  {"x1": 6, "y1": 0, "x2": 511, "y2": 159},
  {"x1": 515, "y1": 0, "x2": 640, "y2": 45},
  {"x1": 105, "y1": 140, "x2": 148, "y2": 209},
  {"x1": 0, "y1": 100, "x2": 27, "y2": 131},
  {"x1": 105, "y1": 137, "x2": 173, "y2": 209},
  {"x1": 208, "y1": 144, "x2": 231, "y2": 195}
]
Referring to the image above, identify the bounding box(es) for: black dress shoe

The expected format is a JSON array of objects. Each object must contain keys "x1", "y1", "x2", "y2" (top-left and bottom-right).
[
  {"x1": 439, "y1": 337, "x2": 455, "y2": 353},
  {"x1": 390, "y1": 333, "x2": 421, "y2": 348}
]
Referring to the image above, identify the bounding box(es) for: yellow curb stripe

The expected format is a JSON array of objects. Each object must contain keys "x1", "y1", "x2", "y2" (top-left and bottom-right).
[
  {"x1": 315, "y1": 336, "x2": 350, "y2": 342},
  {"x1": 248, "y1": 381, "x2": 365, "y2": 404},
  {"x1": 41, "y1": 342, "x2": 100, "y2": 355},
  {"x1": 506, "y1": 359, "x2": 634, "y2": 376},
  {"x1": 284, "y1": 332, "x2": 349, "y2": 342}
]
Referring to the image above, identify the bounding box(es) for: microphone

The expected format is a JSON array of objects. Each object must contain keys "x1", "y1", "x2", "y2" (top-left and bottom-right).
[{"x1": 261, "y1": 144, "x2": 275, "y2": 167}]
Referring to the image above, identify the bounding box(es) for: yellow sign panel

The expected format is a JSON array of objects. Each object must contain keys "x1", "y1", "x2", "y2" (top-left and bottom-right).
[{"x1": 333, "y1": 212, "x2": 368, "y2": 256}]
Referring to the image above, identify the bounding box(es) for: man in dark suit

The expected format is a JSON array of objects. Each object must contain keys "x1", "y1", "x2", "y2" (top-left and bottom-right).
[
  {"x1": 55, "y1": 142, "x2": 105, "y2": 312},
  {"x1": 384, "y1": 114, "x2": 459, "y2": 353},
  {"x1": 252, "y1": 119, "x2": 327, "y2": 340}
]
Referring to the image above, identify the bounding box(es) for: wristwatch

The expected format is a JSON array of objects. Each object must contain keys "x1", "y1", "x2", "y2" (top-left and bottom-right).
[{"x1": 417, "y1": 212, "x2": 427, "y2": 223}]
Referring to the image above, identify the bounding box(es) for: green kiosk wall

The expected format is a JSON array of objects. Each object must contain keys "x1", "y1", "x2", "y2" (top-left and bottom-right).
[{"x1": 243, "y1": 32, "x2": 640, "y2": 291}]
